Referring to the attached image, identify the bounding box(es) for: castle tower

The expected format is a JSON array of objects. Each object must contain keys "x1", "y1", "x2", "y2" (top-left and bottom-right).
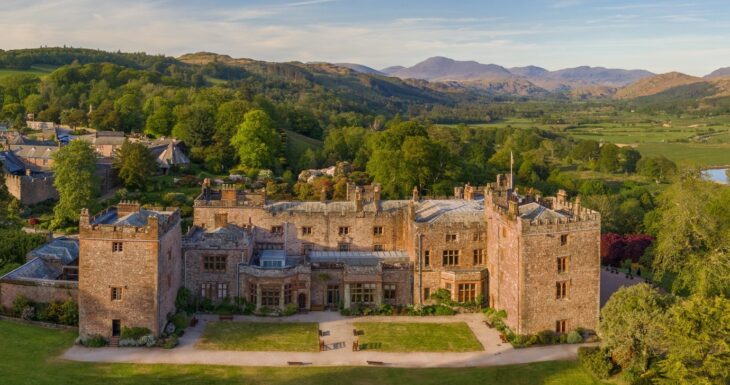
[{"x1": 78, "y1": 203, "x2": 182, "y2": 340}]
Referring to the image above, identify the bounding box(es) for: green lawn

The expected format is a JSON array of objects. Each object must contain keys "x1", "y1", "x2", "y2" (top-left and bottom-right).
[
  {"x1": 355, "y1": 322, "x2": 483, "y2": 352},
  {"x1": 0, "y1": 320, "x2": 606, "y2": 385},
  {"x1": 196, "y1": 321, "x2": 320, "y2": 352}
]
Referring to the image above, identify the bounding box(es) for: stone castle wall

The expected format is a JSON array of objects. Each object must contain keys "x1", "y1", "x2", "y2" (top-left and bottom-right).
[
  {"x1": 4, "y1": 174, "x2": 58, "y2": 205},
  {"x1": 0, "y1": 279, "x2": 77, "y2": 310}
]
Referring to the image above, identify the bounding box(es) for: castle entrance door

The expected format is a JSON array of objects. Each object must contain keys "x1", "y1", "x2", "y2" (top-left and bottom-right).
[
  {"x1": 297, "y1": 293, "x2": 306, "y2": 309},
  {"x1": 326, "y1": 285, "x2": 339, "y2": 308},
  {"x1": 112, "y1": 319, "x2": 121, "y2": 337}
]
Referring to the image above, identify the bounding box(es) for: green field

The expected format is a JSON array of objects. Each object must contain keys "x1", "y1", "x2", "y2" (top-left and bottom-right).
[
  {"x1": 445, "y1": 114, "x2": 730, "y2": 167},
  {"x1": 0, "y1": 65, "x2": 57, "y2": 78},
  {"x1": 355, "y1": 322, "x2": 483, "y2": 352},
  {"x1": 196, "y1": 322, "x2": 320, "y2": 352},
  {"x1": 0, "y1": 320, "x2": 607, "y2": 385}
]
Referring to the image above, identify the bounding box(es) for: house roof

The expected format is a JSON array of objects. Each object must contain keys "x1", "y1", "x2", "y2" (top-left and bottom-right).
[
  {"x1": 93, "y1": 208, "x2": 174, "y2": 227},
  {"x1": 414, "y1": 199, "x2": 484, "y2": 224},
  {"x1": 0, "y1": 237, "x2": 79, "y2": 282},
  {"x1": 8, "y1": 144, "x2": 59, "y2": 160},
  {"x1": 0, "y1": 151, "x2": 29, "y2": 174},
  {"x1": 93, "y1": 131, "x2": 126, "y2": 146},
  {"x1": 518, "y1": 202, "x2": 567, "y2": 223}
]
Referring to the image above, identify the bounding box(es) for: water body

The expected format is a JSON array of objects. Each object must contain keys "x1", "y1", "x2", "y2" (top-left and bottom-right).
[{"x1": 702, "y1": 168, "x2": 729, "y2": 185}]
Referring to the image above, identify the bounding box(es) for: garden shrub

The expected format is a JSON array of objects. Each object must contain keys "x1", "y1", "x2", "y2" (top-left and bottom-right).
[
  {"x1": 169, "y1": 312, "x2": 190, "y2": 332},
  {"x1": 434, "y1": 304, "x2": 456, "y2": 315},
  {"x1": 175, "y1": 287, "x2": 192, "y2": 313},
  {"x1": 79, "y1": 334, "x2": 108, "y2": 347},
  {"x1": 58, "y1": 300, "x2": 78, "y2": 325},
  {"x1": 537, "y1": 329, "x2": 557, "y2": 345},
  {"x1": 162, "y1": 335, "x2": 178, "y2": 349},
  {"x1": 510, "y1": 334, "x2": 537, "y2": 348},
  {"x1": 558, "y1": 333, "x2": 568, "y2": 343},
  {"x1": 121, "y1": 326, "x2": 152, "y2": 340},
  {"x1": 12, "y1": 295, "x2": 31, "y2": 317},
  {"x1": 578, "y1": 346, "x2": 616, "y2": 379},
  {"x1": 282, "y1": 303, "x2": 298, "y2": 316},
  {"x1": 566, "y1": 330, "x2": 583, "y2": 344},
  {"x1": 21, "y1": 306, "x2": 35, "y2": 320}
]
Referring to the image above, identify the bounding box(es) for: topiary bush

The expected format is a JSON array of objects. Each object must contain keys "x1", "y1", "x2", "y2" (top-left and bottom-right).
[
  {"x1": 566, "y1": 330, "x2": 583, "y2": 344},
  {"x1": 578, "y1": 346, "x2": 616, "y2": 379}
]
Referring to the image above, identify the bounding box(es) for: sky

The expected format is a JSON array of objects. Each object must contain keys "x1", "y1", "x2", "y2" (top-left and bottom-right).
[{"x1": 3, "y1": 0, "x2": 730, "y2": 76}]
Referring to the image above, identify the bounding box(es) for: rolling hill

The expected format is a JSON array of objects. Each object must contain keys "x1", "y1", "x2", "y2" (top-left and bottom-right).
[{"x1": 614, "y1": 72, "x2": 705, "y2": 99}]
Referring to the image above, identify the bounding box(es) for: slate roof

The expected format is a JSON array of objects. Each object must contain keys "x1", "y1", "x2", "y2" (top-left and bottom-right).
[
  {"x1": 8, "y1": 144, "x2": 59, "y2": 160},
  {"x1": 92, "y1": 208, "x2": 175, "y2": 226},
  {"x1": 414, "y1": 199, "x2": 484, "y2": 223},
  {"x1": 93, "y1": 131, "x2": 126, "y2": 145},
  {"x1": 0, "y1": 151, "x2": 30, "y2": 174},
  {"x1": 264, "y1": 200, "x2": 409, "y2": 214},
  {"x1": 0, "y1": 237, "x2": 79, "y2": 282},
  {"x1": 147, "y1": 140, "x2": 190, "y2": 168},
  {"x1": 518, "y1": 202, "x2": 567, "y2": 223}
]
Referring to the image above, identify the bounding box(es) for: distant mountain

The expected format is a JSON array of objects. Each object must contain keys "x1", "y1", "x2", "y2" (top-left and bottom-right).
[
  {"x1": 381, "y1": 65, "x2": 405, "y2": 74},
  {"x1": 389, "y1": 56, "x2": 512, "y2": 81},
  {"x1": 547, "y1": 66, "x2": 653, "y2": 87},
  {"x1": 705, "y1": 67, "x2": 730, "y2": 79},
  {"x1": 509, "y1": 65, "x2": 549, "y2": 78},
  {"x1": 378, "y1": 57, "x2": 653, "y2": 94},
  {"x1": 461, "y1": 78, "x2": 549, "y2": 97},
  {"x1": 334, "y1": 63, "x2": 385, "y2": 76},
  {"x1": 615, "y1": 72, "x2": 704, "y2": 99}
]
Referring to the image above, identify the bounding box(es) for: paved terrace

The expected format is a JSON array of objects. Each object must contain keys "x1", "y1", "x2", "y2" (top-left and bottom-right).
[{"x1": 63, "y1": 312, "x2": 588, "y2": 368}]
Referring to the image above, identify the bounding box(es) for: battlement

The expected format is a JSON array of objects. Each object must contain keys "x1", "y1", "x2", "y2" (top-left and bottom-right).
[
  {"x1": 79, "y1": 203, "x2": 180, "y2": 240},
  {"x1": 194, "y1": 181, "x2": 266, "y2": 208}
]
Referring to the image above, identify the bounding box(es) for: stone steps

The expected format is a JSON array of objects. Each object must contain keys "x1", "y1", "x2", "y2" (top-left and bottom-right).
[{"x1": 109, "y1": 337, "x2": 119, "y2": 347}]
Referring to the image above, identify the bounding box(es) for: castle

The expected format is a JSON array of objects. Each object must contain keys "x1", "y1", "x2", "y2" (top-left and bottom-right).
[{"x1": 69, "y1": 175, "x2": 600, "y2": 339}]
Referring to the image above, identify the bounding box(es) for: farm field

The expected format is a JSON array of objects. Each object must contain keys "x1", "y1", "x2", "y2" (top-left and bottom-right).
[
  {"x1": 0, "y1": 320, "x2": 607, "y2": 385},
  {"x1": 447, "y1": 115, "x2": 730, "y2": 166},
  {"x1": 0, "y1": 65, "x2": 57, "y2": 78}
]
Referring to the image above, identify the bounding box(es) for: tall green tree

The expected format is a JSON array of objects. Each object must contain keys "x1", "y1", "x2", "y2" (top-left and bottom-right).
[
  {"x1": 658, "y1": 295, "x2": 730, "y2": 385},
  {"x1": 51, "y1": 140, "x2": 98, "y2": 228},
  {"x1": 598, "y1": 143, "x2": 621, "y2": 173},
  {"x1": 651, "y1": 172, "x2": 730, "y2": 297},
  {"x1": 599, "y1": 283, "x2": 673, "y2": 372},
  {"x1": 113, "y1": 141, "x2": 157, "y2": 190},
  {"x1": 172, "y1": 102, "x2": 215, "y2": 148},
  {"x1": 230, "y1": 109, "x2": 281, "y2": 171}
]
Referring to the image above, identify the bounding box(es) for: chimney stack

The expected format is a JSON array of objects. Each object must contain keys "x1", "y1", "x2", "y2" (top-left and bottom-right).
[
  {"x1": 373, "y1": 184, "x2": 381, "y2": 202},
  {"x1": 320, "y1": 187, "x2": 327, "y2": 203},
  {"x1": 117, "y1": 200, "x2": 141, "y2": 217},
  {"x1": 355, "y1": 186, "x2": 363, "y2": 212},
  {"x1": 221, "y1": 184, "x2": 237, "y2": 202},
  {"x1": 454, "y1": 186, "x2": 464, "y2": 199},
  {"x1": 464, "y1": 184, "x2": 474, "y2": 200},
  {"x1": 412, "y1": 186, "x2": 420, "y2": 202},
  {"x1": 557, "y1": 189, "x2": 567, "y2": 208},
  {"x1": 508, "y1": 199, "x2": 519, "y2": 217},
  {"x1": 573, "y1": 196, "x2": 582, "y2": 216}
]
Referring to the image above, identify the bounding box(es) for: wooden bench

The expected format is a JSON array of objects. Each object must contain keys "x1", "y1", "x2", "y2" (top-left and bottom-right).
[
  {"x1": 367, "y1": 360, "x2": 385, "y2": 366},
  {"x1": 310, "y1": 304, "x2": 325, "y2": 311},
  {"x1": 287, "y1": 361, "x2": 307, "y2": 366},
  {"x1": 219, "y1": 315, "x2": 234, "y2": 321}
]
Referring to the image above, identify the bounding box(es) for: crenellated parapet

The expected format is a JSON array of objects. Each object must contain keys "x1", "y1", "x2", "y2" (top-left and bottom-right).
[{"x1": 79, "y1": 202, "x2": 180, "y2": 240}]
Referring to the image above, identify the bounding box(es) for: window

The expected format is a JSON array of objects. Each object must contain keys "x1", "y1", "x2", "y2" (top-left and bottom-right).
[
  {"x1": 259, "y1": 243, "x2": 283, "y2": 250},
  {"x1": 203, "y1": 255, "x2": 227, "y2": 272},
  {"x1": 201, "y1": 283, "x2": 213, "y2": 299},
  {"x1": 446, "y1": 234, "x2": 457, "y2": 242},
  {"x1": 473, "y1": 232, "x2": 484, "y2": 241},
  {"x1": 168, "y1": 249, "x2": 172, "y2": 261},
  {"x1": 557, "y1": 257, "x2": 568, "y2": 274},
  {"x1": 338, "y1": 243, "x2": 350, "y2": 252},
  {"x1": 284, "y1": 284, "x2": 292, "y2": 305},
  {"x1": 261, "y1": 287, "x2": 280, "y2": 306},
  {"x1": 350, "y1": 283, "x2": 375, "y2": 304},
  {"x1": 383, "y1": 284, "x2": 396, "y2": 301},
  {"x1": 110, "y1": 287, "x2": 122, "y2": 301},
  {"x1": 473, "y1": 249, "x2": 485, "y2": 265},
  {"x1": 249, "y1": 283, "x2": 257, "y2": 304},
  {"x1": 556, "y1": 281, "x2": 569, "y2": 299},
  {"x1": 167, "y1": 274, "x2": 171, "y2": 289},
  {"x1": 501, "y1": 227, "x2": 507, "y2": 238},
  {"x1": 423, "y1": 287, "x2": 431, "y2": 300},
  {"x1": 373, "y1": 226, "x2": 383, "y2": 235},
  {"x1": 217, "y1": 283, "x2": 228, "y2": 299},
  {"x1": 112, "y1": 242, "x2": 123, "y2": 253},
  {"x1": 301, "y1": 226, "x2": 312, "y2": 235},
  {"x1": 556, "y1": 319, "x2": 568, "y2": 334},
  {"x1": 423, "y1": 250, "x2": 430, "y2": 266},
  {"x1": 338, "y1": 226, "x2": 350, "y2": 236},
  {"x1": 560, "y1": 234, "x2": 568, "y2": 246},
  {"x1": 373, "y1": 244, "x2": 384, "y2": 251},
  {"x1": 302, "y1": 243, "x2": 314, "y2": 255},
  {"x1": 271, "y1": 226, "x2": 283, "y2": 235},
  {"x1": 442, "y1": 250, "x2": 460, "y2": 266},
  {"x1": 458, "y1": 283, "x2": 477, "y2": 302}
]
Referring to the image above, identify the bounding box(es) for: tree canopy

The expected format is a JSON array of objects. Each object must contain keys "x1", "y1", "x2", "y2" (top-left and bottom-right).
[
  {"x1": 51, "y1": 140, "x2": 98, "y2": 228},
  {"x1": 113, "y1": 141, "x2": 158, "y2": 190}
]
